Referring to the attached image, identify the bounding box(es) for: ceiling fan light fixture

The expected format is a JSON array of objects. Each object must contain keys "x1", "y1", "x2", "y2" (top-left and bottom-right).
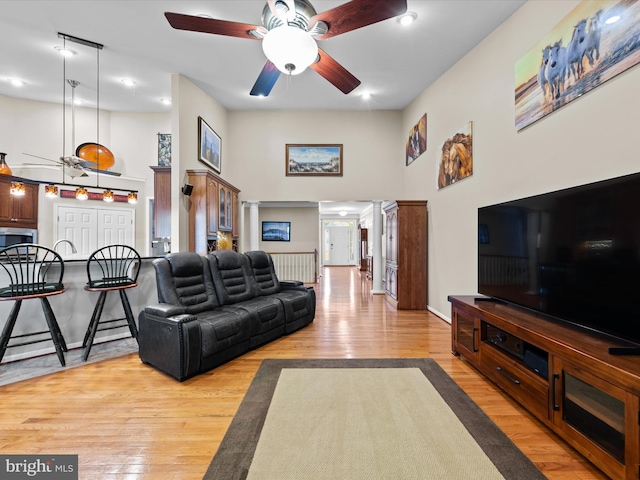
[{"x1": 262, "y1": 25, "x2": 318, "y2": 75}]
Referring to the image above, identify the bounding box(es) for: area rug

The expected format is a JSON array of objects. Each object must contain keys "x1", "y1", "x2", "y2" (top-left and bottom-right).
[
  {"x1": 0, "y1": 337, "x2": 138, "y2": 386},
  {"x1": 203, "y1": 358, "x2": 546, "y2": 480}
]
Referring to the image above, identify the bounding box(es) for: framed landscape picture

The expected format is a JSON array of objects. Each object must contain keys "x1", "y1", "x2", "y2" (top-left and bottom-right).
[
  {"x1": 198, "y1": 116, "x2": 221, "y2": 173},
  {"x1": 286, "y1": 144, "x2": 343, "y2": 176}
]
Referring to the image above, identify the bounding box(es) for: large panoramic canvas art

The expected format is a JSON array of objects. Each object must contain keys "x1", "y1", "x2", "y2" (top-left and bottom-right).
[{"x1": 515, "y1": 0, "x2": 640, "y2": 131}]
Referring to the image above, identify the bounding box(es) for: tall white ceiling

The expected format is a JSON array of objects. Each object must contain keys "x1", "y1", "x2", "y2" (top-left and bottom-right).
[{"x1": 0, "y1": 1, "x2": 525, "y2": 113}]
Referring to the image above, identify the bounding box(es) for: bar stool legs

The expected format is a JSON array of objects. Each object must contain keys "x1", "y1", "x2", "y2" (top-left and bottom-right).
[
  {"x1": 0, "y1": 298, "x2": 68, "y2": 367},
  {"x1": 82, "y1": 289, "x2": 139, "y2": 362},
  {"x1": 41, "y1": 297, "x2": 68, "y2": 366}
]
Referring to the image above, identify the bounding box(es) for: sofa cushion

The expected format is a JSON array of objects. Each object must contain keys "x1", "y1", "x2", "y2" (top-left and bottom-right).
[
  {"x1": 153, "y1": 253, "x2": 220, "y2": 314},
  {"x1": 244, "y1": 250, "x2": 281, "y2": 295},
  {"x1": 208, "y1": 250, "x2": 257, "y2": 304},
  {"x1": 197, "y1": 310, "x2": 250, "y2": 359}
]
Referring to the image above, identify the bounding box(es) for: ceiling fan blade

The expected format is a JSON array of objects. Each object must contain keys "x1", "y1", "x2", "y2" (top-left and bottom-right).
[
  {"x1": 250, "y1": 60, "x2": 281, "y2": 97},
  {"x1": 310, "y1": 49, "x2": 361, "y2": 94},
  {"x1": 82, "y1": 166, "x2": 122, "y2": 177},
  {"x1": 165, "y1": 12, "x2": 266, "y2": 40},
  {"x1": 309, "y1": 0, "x2": 407, "y2": 39},
  {"x1": 22, "y1": 153, "x2": 63, "y2": 164}
]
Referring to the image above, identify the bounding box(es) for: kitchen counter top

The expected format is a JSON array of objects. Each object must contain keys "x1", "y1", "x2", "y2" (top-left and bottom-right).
[{"x1": 0, "y1": 256, "x2": 159, "y2": 364}]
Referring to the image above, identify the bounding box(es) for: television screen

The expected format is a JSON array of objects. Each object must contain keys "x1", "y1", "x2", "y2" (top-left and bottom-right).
[
  {"x1": 262, "y1": 221, "x2": 291, "y2": 242},
  {"x1": 478, "y1": 171, "x2": 640, "y2": 346}
]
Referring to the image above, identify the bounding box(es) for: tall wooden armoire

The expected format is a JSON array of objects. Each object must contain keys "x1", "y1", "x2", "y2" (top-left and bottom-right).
[{"x1": 383, "y1": 200, "x2": 427, "y2": 310}]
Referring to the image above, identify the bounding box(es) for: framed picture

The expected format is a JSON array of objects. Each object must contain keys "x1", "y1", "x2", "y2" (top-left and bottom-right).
[
  {"x1": 198, "y1": 116, "x2": 221, "y2": 173},
  {"x1": 262, "y1": 221, "x2": 291, "y2": 242},
  {"x1": 437, "y1": 121, "x2": 473, "y2": 190},
  {"x1": 286, "y1": 144, "x2": 343, "y2": 176},
  {"x1": 157, "y1": 133, "x2": 171, "y2": 166},
  {"x1": 515, "y1": 0, "x2": 640, "y2": 131},
  {"x1": 406, "y1": 114, "x2": 427, "y2": 166}
]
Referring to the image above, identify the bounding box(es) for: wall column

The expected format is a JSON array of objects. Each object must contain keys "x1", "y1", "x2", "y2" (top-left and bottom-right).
[
  {"x1": 372, "y1": 200, "x2": 384, "y2": 294},
  {"x1": 247, "y1": 201, "x2": 260, "y2": 251}
]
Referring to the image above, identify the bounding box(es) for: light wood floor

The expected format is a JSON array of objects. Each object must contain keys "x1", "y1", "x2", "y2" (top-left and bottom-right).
[{"x1": 1, "y1": 266, "x2": 606, "y2": 479}]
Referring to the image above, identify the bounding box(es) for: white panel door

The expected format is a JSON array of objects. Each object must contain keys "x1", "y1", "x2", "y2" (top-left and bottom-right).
[
  {"x1": 326, "y1": 226, "x2": 351, "y2": 266},
  {"x1": 98, "y1": 209, "x2": 133, "y2": 247},
  {"x1": 57, "y1": 206, "x2": 97, "y2": 259}
]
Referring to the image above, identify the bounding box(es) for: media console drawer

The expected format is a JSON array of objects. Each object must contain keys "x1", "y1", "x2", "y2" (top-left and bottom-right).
[{"x1": 480, "y1": 345, "x2": 549, "y2": 420}]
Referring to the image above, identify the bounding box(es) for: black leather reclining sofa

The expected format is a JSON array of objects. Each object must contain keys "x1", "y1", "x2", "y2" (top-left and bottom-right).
[{"x1": 138, "y1": 250, "x2": 315, "y2": 381}]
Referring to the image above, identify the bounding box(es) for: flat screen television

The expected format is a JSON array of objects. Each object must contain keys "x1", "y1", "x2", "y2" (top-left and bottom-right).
[
  {"x1": 262, "y1": 221, "x2": 291, "y2": 242},
  {"x1": 478, "y1": 171, "x2": 640, "y2": 349}
]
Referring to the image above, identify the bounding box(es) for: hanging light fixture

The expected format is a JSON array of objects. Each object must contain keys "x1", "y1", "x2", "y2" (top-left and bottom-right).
[
  {"x1": 127, "y1": 192, "x2": 138, "y2": 204},
  {"x1": 0, "y1": 152, "x2": 12, "y2": 175},
  {"x1": 103, "y1": 189, "x2": 114, "y2": 202},
  {"x1": 262, "y1": 25, "x2": 318, "y2": 75},
  {"x1": 44, "y1": 184, "x2": 59, "y2": 198},
  {"x1": 10, "y1": 182, "x2": 25, "y2": 196},
  {"x1": 75, "y1": 187, "x2": 88, "y2": 200}
]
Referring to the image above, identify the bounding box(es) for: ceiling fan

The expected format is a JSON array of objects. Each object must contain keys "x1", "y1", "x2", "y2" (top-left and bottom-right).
[
  {"x1": 21, "y1": 78, "x2": 121, "y2": 179},
  {"x1": 22, "y1": 145, "x2": 121, "y2": 179},
  {"x1": 165, "y1": 0, "x2": 408, "y2": 97}
]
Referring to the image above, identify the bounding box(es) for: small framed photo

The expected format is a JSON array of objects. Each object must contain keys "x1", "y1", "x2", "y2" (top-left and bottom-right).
[
  {"x1": 286, "y1": 144, "x2": 343, "y2": 177},
  {"x1": 198, "y1": 116, "x2": 221, "y2": 174}
]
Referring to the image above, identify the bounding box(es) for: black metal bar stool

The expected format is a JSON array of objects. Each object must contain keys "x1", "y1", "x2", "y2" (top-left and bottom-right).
[
  {"x1": 83, "y1": 244, "x2": 141, "y2": 361},
  {"x1": 0, "y1": 244, "x2": 68, "y2": 366}
]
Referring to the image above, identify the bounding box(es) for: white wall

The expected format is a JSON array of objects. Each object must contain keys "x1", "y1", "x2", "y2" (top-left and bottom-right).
[
  {"x1": 227, "y1": 110, "x2": 403, "y2": 202},
  {"x1": 401, "y1": 0, "x2": 640, "y2": 320},
  {"x1": 250, "y1": 206, "x2": 319, "y2": 253},
  {"x1": 0, "y1": 94, "x2": 170, "y2": 252},
  {"x1": 171, "y1": 74, "x2": 229, "y2": 252}
]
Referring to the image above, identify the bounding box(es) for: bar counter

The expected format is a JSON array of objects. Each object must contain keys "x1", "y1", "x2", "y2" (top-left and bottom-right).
[{"x1": 0, "y1": 256, "x2": 160, "y2": 363}]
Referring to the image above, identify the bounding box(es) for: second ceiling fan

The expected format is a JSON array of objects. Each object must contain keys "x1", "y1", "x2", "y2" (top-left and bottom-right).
[{"x1": 165, "y1": 0, "x2": 408, "y2": 97}]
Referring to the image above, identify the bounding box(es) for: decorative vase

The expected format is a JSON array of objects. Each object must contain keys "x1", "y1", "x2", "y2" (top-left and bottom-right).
[{"x1": 0, "y1": 152, "x2": 12, "y2": 175}]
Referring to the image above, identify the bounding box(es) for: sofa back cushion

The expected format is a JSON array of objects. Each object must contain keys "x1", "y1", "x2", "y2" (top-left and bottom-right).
[
  {"x1": 244, "y1": 250, "x2": 281, "y2": 296},
  {"x1": 207, "y1": 250, "x2": 257, "y2": 305},
  {"x1": 153, "y1": 252, "x2": 220, "y2": 314}
]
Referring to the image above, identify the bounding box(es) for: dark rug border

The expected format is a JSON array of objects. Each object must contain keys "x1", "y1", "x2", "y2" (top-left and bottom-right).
[{"x1": 203, "y1": 358, "x2": 546, "y2": 480}]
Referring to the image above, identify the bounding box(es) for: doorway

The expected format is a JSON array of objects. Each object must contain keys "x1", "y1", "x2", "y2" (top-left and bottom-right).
[{"x1": 322, "y1": 220, "x2": 357, "y2": 266}]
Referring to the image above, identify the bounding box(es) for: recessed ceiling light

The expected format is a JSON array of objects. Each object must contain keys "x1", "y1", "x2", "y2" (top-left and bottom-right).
[
  {"x1": 54, "y1": 46, "x2": 76, "y2": 57},
  {"x1": 160, "y1": 98, "x2": 171, "y2": 106},
  {"x1": 121, "y1": 78, "x2": 136, "y2": 87},
  {"x1": 361, "y1": 92, "x2": 371, "y2": 100},
  {"x1": 605, "y1": 15, "x2": 620, "y2": 24},
  {"x1": 339, "y1": 211, "x2": 348, "y2": 217},
  {"x1": 397, "y1": 12, "x2": 417, "y2": 26},
  {"x1": 9, "y1": 78, "x2": 24, "y2": 87},
  {"x1": 73, "y1": 98, "x2": 82, "y2": 105}
]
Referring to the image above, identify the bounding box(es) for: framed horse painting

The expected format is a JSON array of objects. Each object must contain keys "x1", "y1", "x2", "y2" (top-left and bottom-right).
[{"x1": 515, "y1": 0, "x2": 640, "y2": 131}]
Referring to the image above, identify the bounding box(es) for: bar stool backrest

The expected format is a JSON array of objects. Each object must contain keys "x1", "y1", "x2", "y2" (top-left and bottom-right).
[
  {"x1": 0, "y1": 244, "x2": 64, "y2": 298},
  {"x1": 86, "y1": 245, "x2": 141, "y2": 289}
]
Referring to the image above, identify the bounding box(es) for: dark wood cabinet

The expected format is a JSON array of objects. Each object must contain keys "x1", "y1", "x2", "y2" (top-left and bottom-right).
[
  {"x1": 0, "y1": 176, "x2": 38, "y2": 228},
  {"x1": 383, "y1": 201, "x2": 427, "y2": 310},
  {"x1": 450, "y1": 295, "x2": 640, "y2": 480},
  {"x1": 358, "y1": 227, "x2": 368, "y2": 271},
  {"x1": 186, "y1": 170, "x2": 239, "y2": 254}
]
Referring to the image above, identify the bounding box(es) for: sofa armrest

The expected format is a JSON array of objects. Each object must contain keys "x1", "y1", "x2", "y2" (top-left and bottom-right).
[
  {"x1": 280, "y1": 280, "x2": 304, "y2": 288},
  {"x1": 143, "y1": 303, "x2": 186, "y2": 318},
  {"x1": 138, "y1": 309, "x2": 202, "y2": 381}
]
